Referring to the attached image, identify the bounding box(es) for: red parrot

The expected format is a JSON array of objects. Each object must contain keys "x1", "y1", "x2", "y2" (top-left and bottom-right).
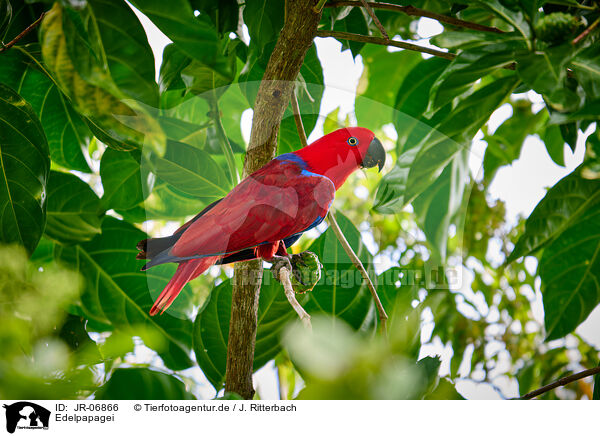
[{"x1": 137, "y1": 127, "x2": 385, "y2": 315}]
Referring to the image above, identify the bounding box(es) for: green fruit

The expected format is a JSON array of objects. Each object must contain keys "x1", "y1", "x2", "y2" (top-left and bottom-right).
[
  {"x1": 535, "y1": 13, "x2": 581, "y2": 45},
  {"x1": 290, "y1": 252, "x2": 322, "y2": 294}
]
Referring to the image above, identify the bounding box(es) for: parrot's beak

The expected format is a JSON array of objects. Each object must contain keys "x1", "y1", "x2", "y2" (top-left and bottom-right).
[{"x1": 361, "y1": 136, "x2": 385, "y2": 172}]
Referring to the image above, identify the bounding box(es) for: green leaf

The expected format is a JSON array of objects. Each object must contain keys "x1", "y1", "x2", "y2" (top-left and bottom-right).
[
  {"x1": 100, "y1": 149, "x2": 152, "y2": 210},
  {"x1": 516, "y1": 45, "x2": 580, "y2": 112},
  {"x1": 413, "y1": 150, "x2": 469, "y2": 260},
  {"x1": 0, "y1": 84, "x2": 50, "y2": 254},
  {"x1": 543, "y1": 123, "x2": 566, "y2": 167},
  {"x1": 571, "y1": 44, "x2": 600, "y2": 101},
  {"x1": 193, "y1": 273, "x2": 303, "y2": 390},
  {"x1": 508, "y1": 169, "x2": 600, "y2": 262},
  {"x1": 332, "y1": 7, "x2": 368, "y2": 57},
  {"x1": 95, "y1": 368, "x2": 195, "y2": 399},
  {"x1": 118, "y1": 180, "x2": 210, "y2": 222},
  {"x1": 476, "y1": 0, "x2": 532, "y2": 42},
  {"x1": 483, "y1": 100, "x2": 547, "y2": 183},
  {"x1": 45, "y1": 171, "x2": 103, "y2": 245},
  {"x1": 129, "y1": 0, "x2": 232, "y2": 78},
  {"x1": 56, "y1": 217, "x2": 194, "y2": 370},
  {"x1": 428, "y1": 41, "x2": 524, "y2": 112},
  {"x1": 0, "y1": 0, "x2": 11, "y2": 40},
  {"x1": 303, "y1": 212, "x2": 373, "y2": 329},
  {"x1": 154, "y1": 140, "x2": 231, "y2": 199},
  {"x1": 243, "y1": 0, "x2": 284, "y2": 56},
  {"x1": 378, "y1": 267, "x2": 422, "y2": 360},
  {"x1": 40, "y1": 3, "x2": 165, "y2": 155},
  {"x1": 190, "y1": 0, "x2": 239, "y2": 35},
  {"x1": 540, "y1": 202, "x2": 600, "y2": 340},
  {"x1": 0, "y1": 47, "x2": 91, "y2": 172},
  {"x1": 355, "y1": 45, "x2": 422, "y2": 130},
  {"x1": 88, "y1": 0, "x2": 159, "y2": 107},
  {"x1": 405, "y1": 75, "x2": 519, "y2": 205},
  {"x1": 373, "y1": 58, "x2": 450, "y2": 213}
]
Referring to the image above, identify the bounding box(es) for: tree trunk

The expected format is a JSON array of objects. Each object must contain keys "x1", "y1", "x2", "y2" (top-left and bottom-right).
[{"x1": 224, "y1": 0, "x2": 322, "y2": 399}]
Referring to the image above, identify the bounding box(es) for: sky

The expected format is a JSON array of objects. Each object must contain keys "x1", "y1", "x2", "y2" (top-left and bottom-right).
[{"x1": 129, "y1": 6, "x2": 598, "y2": 400}]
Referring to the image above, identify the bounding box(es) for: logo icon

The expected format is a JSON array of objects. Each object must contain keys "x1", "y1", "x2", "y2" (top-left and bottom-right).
[{"x1": 2, "y1": 402, "x2": 50, "y2": 434}]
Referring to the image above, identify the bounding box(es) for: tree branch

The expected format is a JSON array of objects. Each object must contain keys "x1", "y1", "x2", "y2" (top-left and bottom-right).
[
  {"x1": 517, "y1": 366, "x2": 600, "y2": 400},
  {"x1": 279, "y1": 267, "x2": 312, "y2": 328},
  {"x1": 325, "y1": 1, "x2": 505, "y2": 34},
  {"x1": 225, "y1": 0, "x2": 322, "y2": 400},
  {"x1": 572, "y1": 16, "x2": 600, "y2": 45},
  {"x1": 0, "y1": 12, "x2": 46, "y2": 54},
  {"x1": 327, "y1": 210, "x2": 388, "y2": 333},
  {"x1": 290, "y1": 89, "x2": 308, "y2": 148},
  {"x1": 359, "y1": 0, "x2": 389, "y2": 40},
  {"x1": 316, "y1": 30, "x2": 456, "y2": 60}
]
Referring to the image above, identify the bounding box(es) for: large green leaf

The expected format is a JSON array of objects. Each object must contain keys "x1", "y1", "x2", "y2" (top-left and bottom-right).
[
  {"x1": 355, "y1": 45, "x2": 422, "y2": 130},
  {"x1": 88, "y1": 0, "x2": 159, "y2": 107},
  {"x1": 332, "y1": 7, "x2": 369, "y2": 57},
  {"x1": 476, "y1": 0, "x2": 531, "y2": 42},
  {"x1": 278, "y1": 46, "x2": 324, "y2": 153},
  {"x1": 540, "y1": 202, "x2": 600, "y2": 340},
  {"x1": 508, "y1": 169, "x2": 600, "y2": 262},
  {"x1": 303, "y1": 212, "x2": 373, "y2": 329},
  {"x1": 0, "y1": 84, "x2": 50, "y2": 254},
  {"x1": 190, "y1": 0, "x2": 239, "y2": 35},
  {"x1": 55, "y1": 217, "x2": 194, "y2": 370},
  {"x1": 516, "y1": 44, "x2": 580, "y2": 112},
  {"x1": 45, "y1": 171, "x2": 103, "y2": 245},
  {"x1": 243, "y1": 0, "x2": 284, "y2": 56},
  {"x1": 100, "y1": 149, "x2": 152, "y2": 210},
  {"x1": 377, "y1": 74, "x2": 518, "y2": 213},
  {"x1": 413, "y1": 150, "x2": 469, "y2": 260},
  {"x1": 0, "y1": 0, "x2": 11, "y2": 40},
  {"x1": 0, "y1": 47, "x2": 91, "y2": 172},
  {"x1": 118, "y1": 180, "x2": 210, "y2": 222},
  {"x1": 428, "y1": 40, "x2": 525, "y2": 112},
  {"x1": 154, "y1": 140, "x2": 230, "y2": 199},
  {"x1": 571, "y1": 44, "x2": 600, "y2": 101},
  {"x1": 129, "y1": 0, "x2": 232, "y2": 78},
  {"x1": 95, "y1": 367, "x2": 195, "y2": 399},
  {"x1": 373, "y1": 58, "x2": 450, "y2": 214},
  {"x1": 482, "y1": 100, "x2": 547, "y2": 183},
  {"x1": 193, "y1": 273, "x2": 303, "y2": 390},
  {"x1": 404, "y1": 75, "x2": 519, "y2": 203},
  {"x1": 40, "y1": 3, "x2": 165, "y2": 155}
]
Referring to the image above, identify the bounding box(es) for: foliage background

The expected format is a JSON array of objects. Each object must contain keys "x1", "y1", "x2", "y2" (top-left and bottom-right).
[{"x1": 0, "y1": 0, "x2": 599, "y2": 399}]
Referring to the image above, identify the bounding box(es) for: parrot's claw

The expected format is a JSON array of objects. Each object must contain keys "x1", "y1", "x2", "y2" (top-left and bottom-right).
[{"x1": 270, "y1": 255, "x2": 292, "y2": 282}]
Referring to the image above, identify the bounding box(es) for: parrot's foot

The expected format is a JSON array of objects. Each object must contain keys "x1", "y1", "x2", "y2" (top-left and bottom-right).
[{"x1": 270, "y1": 255, "x2": 292, "y2": 282}]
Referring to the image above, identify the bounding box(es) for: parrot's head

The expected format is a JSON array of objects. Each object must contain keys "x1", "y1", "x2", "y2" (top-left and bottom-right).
[{"x1": 294, "y1": 127, "x2": 385, "y2": 189}]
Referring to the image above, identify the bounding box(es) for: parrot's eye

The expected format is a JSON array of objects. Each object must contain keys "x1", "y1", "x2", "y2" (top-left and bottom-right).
[{"x1": 347, "y1": 137, "x2": 358, "y2": 146}]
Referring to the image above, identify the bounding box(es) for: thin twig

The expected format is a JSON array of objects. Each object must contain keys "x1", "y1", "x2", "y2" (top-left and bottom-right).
[
  {"x1": 325, "y1": 1, "x2": 505, "y2": 34},
  {"x1": 279, "y1": 267, "x2": 312, "y2": 329},
  {"x1": 316, "y1": 30, "x2": 456, "y2": 60},
  {"x1": 327, "y1": 210, "x2": 388, "y2": 333},
  {"x1": 572, "y1": 16, "x2": 600, "y2": 45},
  {"x1": 313, "y1": 0, "x2": 328, "y2": 13},
  {"x1": 290, "y1": 89, "x2": 308, "y2": 148},
  {"x1": 210, "y1": 101, "x2": 241, "y2": 186},
  {"x1": 359, "y1": 0, "x2": 389, "y2": 40},
  {"x1": 517, "y1": 366, "x2": 600, "y2": 400},
  {"x1": 0, "y1": 12, "x2": 46, "y2": 54}
]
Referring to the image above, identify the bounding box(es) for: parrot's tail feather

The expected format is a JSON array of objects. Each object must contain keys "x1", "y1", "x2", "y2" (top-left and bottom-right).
[{"x1": 150, "y1": 257, "x2": 218, "y2": 316}]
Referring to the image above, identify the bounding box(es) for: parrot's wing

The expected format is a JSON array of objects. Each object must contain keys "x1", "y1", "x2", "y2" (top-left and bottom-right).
[{"x1": 171, "y1": 158, "x2": 335, "y2": 258}]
